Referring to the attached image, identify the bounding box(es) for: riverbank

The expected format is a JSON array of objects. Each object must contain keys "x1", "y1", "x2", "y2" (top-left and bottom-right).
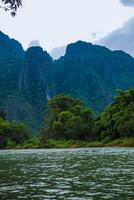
[
  {"x1": 42, "y1": 137, "x2": 134, "y2": 148},
  {"x1": 6, "y1": 137, "x2": 134, "y2": 149}
]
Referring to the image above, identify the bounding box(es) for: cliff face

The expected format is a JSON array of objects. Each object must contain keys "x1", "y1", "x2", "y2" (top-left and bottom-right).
[
  {"x1": 0, "y1": 32, "x2": 54, "y2": 131},
  {"x1": 18, "y1": 47, "x2": 54, "y2": 130},
  {"x1": 54, "y1": 41, "x2": 134, "y2": 112},
  {"x1": 20, "y1": 47, "x2": 54, "y2": 103},
  {"x1": 1, "y1": 32, "x2": 134, "y2": 131},
  {"x1": 0, "y1": 31, "x2": 24, "y2": 113}
]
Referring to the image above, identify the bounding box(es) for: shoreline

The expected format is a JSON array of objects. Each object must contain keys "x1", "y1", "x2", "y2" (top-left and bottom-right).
[{"x1": 2, "y1": 137, "x2": 134, "y2": 150}]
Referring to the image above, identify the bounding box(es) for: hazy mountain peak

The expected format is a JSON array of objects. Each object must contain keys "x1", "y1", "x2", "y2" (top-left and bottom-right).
[{"x1": 50, "y1": 46, "x2": 66, "y2": 60}]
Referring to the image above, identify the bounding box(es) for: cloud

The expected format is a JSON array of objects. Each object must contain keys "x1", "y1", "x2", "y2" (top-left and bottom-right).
[
  {"x1": 120, "y1": 0, "x2": 134, "y2": 7},
  {"x1": 50, "y1": 46, "x2": 66, "y2": 60},
  {"x1": 29, "y1": 40, "x2": 40, "y2": 47},
  {"x1": 97, "y1": 16, "x2": 134, "y2": 56}
]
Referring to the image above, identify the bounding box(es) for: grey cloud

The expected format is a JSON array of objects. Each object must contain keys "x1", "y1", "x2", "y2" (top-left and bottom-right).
[
  {"x1": 97, "y1": 16, "x2": 134, "y2": 56},
  {"x1": 120, "y1": 0, "x2": 134, "y2": 7}
]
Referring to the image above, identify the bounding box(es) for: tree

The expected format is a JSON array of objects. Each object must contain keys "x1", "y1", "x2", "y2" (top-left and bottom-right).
[
  {"x1": 96, "y1": 89, "x2": 134, "y2": 140},
  {"x1": 41, "y1": 95, "x2": 95, "y2": 141},
  {"x1": 0, "y1": 0, "x2": 22, "y2": 16},
  {"x1": 0, "y1": 117, "x2": 32, "y2": 149}
]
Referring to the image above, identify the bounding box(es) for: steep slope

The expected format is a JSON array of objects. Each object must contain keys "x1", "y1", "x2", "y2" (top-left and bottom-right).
[
  {"x1": 18, "y1": 47, "x2": 54, "y2": 130},
  {"x1": 54, "y1": 41, "x2": 134, "y2": 112},
  {"x1": 1, "y1": 32, "x2": 134, "y2": 131},
  {"x1": 0, "y1": 32, "x2": 54, "y2": 131},
  {"x1": 0, "y1": 31, "x2": 24, "y2": 112}
]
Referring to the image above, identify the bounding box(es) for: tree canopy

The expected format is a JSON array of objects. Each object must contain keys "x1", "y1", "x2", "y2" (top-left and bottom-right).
[
  {"x1": 41, "y1": 95, "x2": 95, "y2": 141},
  {"x1": 96, "y1": 89, "x2": 134, "y2": 140},
  {"x1": 41, "y1": 90, "x2": 134, "y2": 145}
]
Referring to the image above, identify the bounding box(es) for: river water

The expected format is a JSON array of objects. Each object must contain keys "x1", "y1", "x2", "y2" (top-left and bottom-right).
[{"x1": 0, "y1": 148, "x2": 134, "y2": 200}]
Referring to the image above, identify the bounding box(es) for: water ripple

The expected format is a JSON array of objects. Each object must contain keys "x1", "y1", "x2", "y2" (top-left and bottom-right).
[{"x1": 0, "y1": 148, "x2": 134, "y2": 199}]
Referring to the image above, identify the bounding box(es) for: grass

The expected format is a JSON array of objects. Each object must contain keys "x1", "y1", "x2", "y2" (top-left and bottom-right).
[
  {"x1": 5, "y1": 137, "x2": 40, "y2": 149},
  {"x1": 5, "y1": 137, "x2": 134, "y2": 149},
  {"x1": 41, "y1": 137, "x2": 134, "y2": 148},
  {"x1": 106, "y1": 137, "x2": 134, "y2": 147}
]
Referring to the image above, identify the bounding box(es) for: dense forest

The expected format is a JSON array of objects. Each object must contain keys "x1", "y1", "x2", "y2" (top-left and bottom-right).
[
  {"x1": 40, "y1": 89, "x2": 134, "y2": 147},
  {"x1": 0, "y1": 88, "x2": 134, "y2": 149}
]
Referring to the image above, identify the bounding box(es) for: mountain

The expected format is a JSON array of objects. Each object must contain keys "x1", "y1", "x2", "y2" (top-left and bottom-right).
[
  {"x1": 0, "y1": 32, "x2": 54, "y2": 131},
  {"x1": 0, "y1": 31, "x2": 24, "y2": 120},
  {"x1": 0, "y1": 32, "x2": 134, "y2": 131},
  {"x1": 18, "y1": 46, "x2": 54, "y2": 130},
  {"x1": 54, "y1": 41, "x2": 134, "y2": 112}
]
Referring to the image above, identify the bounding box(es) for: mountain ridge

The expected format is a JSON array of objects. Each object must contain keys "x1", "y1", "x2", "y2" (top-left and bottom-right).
[{"x1": 0, "y1": 31, "x2": 134, "y2": 131}]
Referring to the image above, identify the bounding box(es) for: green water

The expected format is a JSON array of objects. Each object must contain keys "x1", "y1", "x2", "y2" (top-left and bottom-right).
[{"x1": 0, "y1": 148, "x2": 134, "y2": 200}]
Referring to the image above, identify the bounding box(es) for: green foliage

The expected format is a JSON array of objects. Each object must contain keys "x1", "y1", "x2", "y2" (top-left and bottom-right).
[
  {"x1": 0, "y1": 118, "x2": 32, "y2": 149},
  {"x1": 17, "y1": 137, "x2": 40, "y2": 149},
  {"x1": 40, "y1": 139, "x2": 104, "y2": 148},
  {"x1": 1, "y1": 34, "x2": 134, "y2": 132},
  {"x1": 42, "y1": 90, "x2": 134, "y2": 145},
  {"x1": 54, "y1": 41, "x2": 134, "y2": 113},
  {"x1": 96, "y1": 89, "x2": 134, "y2": 140},
  {"x1": 42, "y1": 95, "x2": 95, "y2": 141},
  {"x1": 0, "y1": 32, "x2": 54, "y2": 131}
]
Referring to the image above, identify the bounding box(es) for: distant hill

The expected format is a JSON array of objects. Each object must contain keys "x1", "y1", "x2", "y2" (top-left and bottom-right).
[{"x1": 0, "y1": 32, "x2": 134, "y2": 131}]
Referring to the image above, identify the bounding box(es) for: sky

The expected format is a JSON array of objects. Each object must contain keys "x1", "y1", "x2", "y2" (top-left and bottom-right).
[
  {"x1": 98, "y1": 0, "x2": 134, "y2": 56},
  {"x1": 0, "y1": 0, "x2": 134, "y2": 51}
]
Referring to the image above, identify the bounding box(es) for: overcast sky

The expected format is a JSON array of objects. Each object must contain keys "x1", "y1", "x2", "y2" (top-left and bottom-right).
[{"x1": 0, "y1": 0, "x2": 134, "y2": 51}]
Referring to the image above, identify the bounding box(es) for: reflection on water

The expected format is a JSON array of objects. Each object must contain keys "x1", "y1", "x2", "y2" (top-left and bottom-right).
[{"x1": 0, "y1": 148, "x2": 134, "y2": 199}]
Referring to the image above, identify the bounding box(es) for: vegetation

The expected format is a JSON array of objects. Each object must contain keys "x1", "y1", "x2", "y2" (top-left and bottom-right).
[
  {"x1": 40, "y1": 95, "x2": 95, "y2": 142},
  {"x1": 40, "y1": 138, "x2": 134, "y2": 148},
  {"x1": 0, "y1": 0, "x2": 22, "y2": 16},
  {"x1": 54, "y1": 41, "x2": 134, "y2": 113},
  {"x1": 0, "y1": 89, "x2": 134, "y2": 149},
  {"x1": 1, "y1": 33, "x2": 134, "y2": 131},
  {"x1": 40, "y1": 90, "x2": 134, "y2": 148},
  {"x1": 96, "y1": 89, "x2": 134, "y2": 140},
  {"x1": 0, "y1": 111, "x2": 32, "y2": 149}
]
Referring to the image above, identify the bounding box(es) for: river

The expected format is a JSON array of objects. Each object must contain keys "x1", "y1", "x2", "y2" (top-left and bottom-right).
[{"x1": 0, "y1": 148, "x2": 134, "y2": 199}]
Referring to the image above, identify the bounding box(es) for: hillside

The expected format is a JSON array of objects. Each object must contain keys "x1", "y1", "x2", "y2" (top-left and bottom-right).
[
  {"x1": 0, "y1": 32, "x2": 134, "y2": 130},
  {"x1": 54, "y1": 41, "x2": 134, "y2": 112}
]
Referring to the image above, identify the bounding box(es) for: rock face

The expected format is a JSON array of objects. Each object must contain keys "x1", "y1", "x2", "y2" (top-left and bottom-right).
[
  {"x1": 18, "y1": 47, "x2": 54, "y2": 130},
  {"x1": 1, "y1": 32, "x2": 134, "y2": 131},
  {"x1": 0, "y1": 31, "x2": 24, "y2": 122},
  {"x1": 0, "y1": 31, "x2": 24, "y2": 97},
  {"x1": 0, "y1": 32, "x2": 54, "y2": 131},
  {"x1": 54, "y1": 41, "x2": 134, "y2": 112}
]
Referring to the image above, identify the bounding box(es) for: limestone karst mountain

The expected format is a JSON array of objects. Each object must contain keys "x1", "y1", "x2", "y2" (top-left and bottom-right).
[{"x1": 1, "y1": 32, "x2": 134, "y2": 131}]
